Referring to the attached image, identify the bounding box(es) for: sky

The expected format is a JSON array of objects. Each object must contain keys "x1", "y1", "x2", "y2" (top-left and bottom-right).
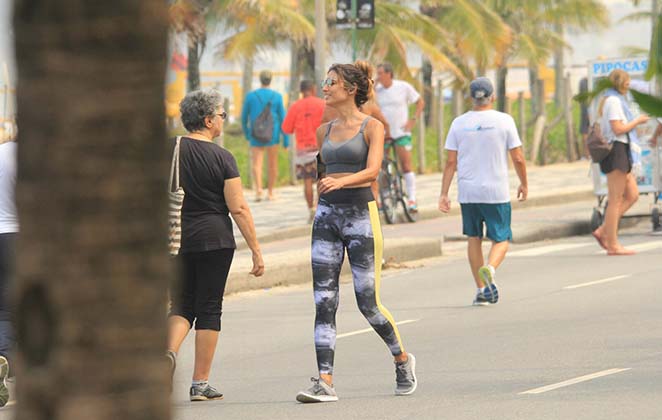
[{"x1": 0, "y1": 0, "x2": 655, "y2": 84}]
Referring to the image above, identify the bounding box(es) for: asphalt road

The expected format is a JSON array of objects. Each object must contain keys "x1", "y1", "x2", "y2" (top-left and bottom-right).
[
  {"x1": 169, "y1": 224, "x2": 662, "y2": 420},
  {"x1": 1, "y1": 225, "x2": 660, "y2": 419}
]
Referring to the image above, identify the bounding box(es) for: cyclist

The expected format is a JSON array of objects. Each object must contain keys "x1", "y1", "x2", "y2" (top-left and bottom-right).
[{"x1": 376, "y1": 62, "x2": 424, "y2": 212}]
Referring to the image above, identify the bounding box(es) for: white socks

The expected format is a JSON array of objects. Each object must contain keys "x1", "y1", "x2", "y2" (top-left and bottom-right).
[{"x1": 404, "y1": 172, "x2": 416, "y2": 202}]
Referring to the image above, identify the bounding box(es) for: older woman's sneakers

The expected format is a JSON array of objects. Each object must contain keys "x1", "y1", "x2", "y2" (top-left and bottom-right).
[
  {"x1": 190, "y1": 382, "x2": 224, "y2": 401},
  {"x1": 0, "y1": 356, "x2": 7, "y2": 407}
]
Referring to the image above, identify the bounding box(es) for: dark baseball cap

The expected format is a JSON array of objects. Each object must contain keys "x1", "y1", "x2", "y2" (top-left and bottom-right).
[{"x1": 470, "y1": 77, "x2": 494, "y2": 99}]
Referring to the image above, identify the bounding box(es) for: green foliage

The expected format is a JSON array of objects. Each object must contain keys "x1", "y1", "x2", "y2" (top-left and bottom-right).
[
  {"x1": 631, "y1": 89, "x2": 662, "y2": 117},
  {"x1": 645, "y1": 13, "x2": 662, "y2": 80}
]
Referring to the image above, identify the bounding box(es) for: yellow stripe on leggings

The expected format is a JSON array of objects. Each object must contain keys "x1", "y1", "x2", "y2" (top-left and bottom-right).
[{"x1": 367, "y1": 201, "x2": 405, "y2": 354}]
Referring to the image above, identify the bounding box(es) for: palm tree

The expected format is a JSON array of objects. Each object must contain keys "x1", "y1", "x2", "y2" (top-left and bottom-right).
[
  {"x1": 544, "y1": 0, "x2": 609, "y2": 105},
  {"x1": 170, "y1": 0, "x2": 214, "y2": 91},
  {"x1": 211, "y1": 0, "x2": 316, "y2": 94},
  {"x1": 348, "y1": 1, "x2": 465, "y2": 82},
  {"x1": 13, "y1": 1, "x2": 172, "y2": 418},
  {"x1": 419, "y1": 0, "x2": 512, "y2": 115}
]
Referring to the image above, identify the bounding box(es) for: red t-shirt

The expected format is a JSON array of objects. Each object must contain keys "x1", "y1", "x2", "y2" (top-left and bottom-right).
[{"x1": 281, "y1": 96, "x2": 325, "y2": 152}]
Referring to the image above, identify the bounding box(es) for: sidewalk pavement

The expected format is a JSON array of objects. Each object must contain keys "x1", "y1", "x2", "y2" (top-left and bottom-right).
[
  {"x1": 224, "y1": 160, "x2": 618, "y2": 295},
  {"x1": 236, "y1": 160, "x2": 596, "y2": 246}
]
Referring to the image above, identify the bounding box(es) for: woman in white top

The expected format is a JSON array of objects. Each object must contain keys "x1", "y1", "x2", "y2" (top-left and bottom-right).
[{"x1": 591, "y1": 69, "x2": 649, "y2": 255}]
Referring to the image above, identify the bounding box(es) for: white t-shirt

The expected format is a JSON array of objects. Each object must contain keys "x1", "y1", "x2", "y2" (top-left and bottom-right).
[
  {"x1": 600, "y1": 96, "x2": 629, "y2": 144},
  {"x1": 445, "y1": 110, "x2": 522, "y2": 204},
  {"x1": 375, "y1": 80, "x2": 420, "y2": 139},
  {"x1": 0, "y1": 142, "x2": 18, "y2": 234}
]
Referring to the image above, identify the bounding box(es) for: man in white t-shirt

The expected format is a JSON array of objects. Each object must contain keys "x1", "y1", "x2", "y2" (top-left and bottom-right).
[
  {"x1": 438, "y1": 78, "x2": 528, "y2": 306},
  {"x1": 376, "y1": 63, "x2": 424, "y2": 211},
  {"x1": 0, "y1": 138, "x2": 17, "y2": 406}
]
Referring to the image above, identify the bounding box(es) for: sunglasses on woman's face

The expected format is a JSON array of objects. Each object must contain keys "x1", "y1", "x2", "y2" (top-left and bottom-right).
[
  {"x1": 215, "y1": 111, "x2": 227, "y2": 120},
  {"x1": 321, "y1": 78, "x2": 339, "y2": 88}
]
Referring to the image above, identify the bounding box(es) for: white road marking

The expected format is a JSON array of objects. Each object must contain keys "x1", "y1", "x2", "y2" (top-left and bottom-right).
[
  {"x1": 625, "y1": 240, "x2": 662, "y2": 252},
  {"x1": 337, "y1": 319, "x2": 419, "y2": 339},
  {"x1": 594, "y1": 240, "x2": 662, "y2": 255},
  {"x1": 519, "y1": 368, "x2": 631, "y2": 395},
  {"x1": 509, "y1": 242, "x2": 591, "y2": 257},
  {"x1": 563, "y1": 274, "x2": 632, "y2": 290}
]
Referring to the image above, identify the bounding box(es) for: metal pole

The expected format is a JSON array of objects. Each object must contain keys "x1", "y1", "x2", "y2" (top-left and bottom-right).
[
  {"x1": 351, "y1": 0, "x2": 357, "y2": 61},
  {"x1": 315, "y1": 0, "x2": 326, "y2": 93}
]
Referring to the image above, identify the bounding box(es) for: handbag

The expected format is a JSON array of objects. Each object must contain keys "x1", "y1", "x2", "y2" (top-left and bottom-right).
[
  {"x1": 168, "y1": 136, "x2": 185, "y2": 256},
  {"x1": 587, "y1": 122, "x2": 612, "y2": 163}
]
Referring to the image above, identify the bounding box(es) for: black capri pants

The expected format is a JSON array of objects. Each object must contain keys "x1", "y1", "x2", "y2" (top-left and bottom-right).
[{"x1": 169, "y1": 248, "x2": 234, "y2": 331}]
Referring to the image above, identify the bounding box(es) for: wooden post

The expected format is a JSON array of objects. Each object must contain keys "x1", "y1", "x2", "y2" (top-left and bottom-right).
[
  {"x1": 517, "y1": 91, "x2": 526, "y2": 145},
  {"x1": 451, "y1": 86, "x2": 463, "y2": 119},
  {"x1": 288, "y1": 42, "x2": 299, "y2": 185},
  {"x1": 436, "y1": 79, "x2": 445, "y2": 172},
  {"x1": 530, "y1": 79, "x2": 546, "y2": 164},
  {"x1": 417, "y1": 71, "x2": 426, "y2": 174},
  {"x1": 243, "y1": 59, "x2": 253, "y2": 189},
  {"x1": 504, "y1": 95, "x2": 512, "y2": 116},
  {"x1": 563, "y1": 75, "x2": 578, "y2": 161}
]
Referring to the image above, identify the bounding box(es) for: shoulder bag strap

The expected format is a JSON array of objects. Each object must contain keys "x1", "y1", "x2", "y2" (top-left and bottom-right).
[{"x1": 170, "y1": 136, "x2": 182, "y2": 192}]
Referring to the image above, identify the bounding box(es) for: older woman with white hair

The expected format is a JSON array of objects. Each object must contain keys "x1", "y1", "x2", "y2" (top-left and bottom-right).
[{"x1": 166, "y1": 89, "x2": 264, "y2": 401}]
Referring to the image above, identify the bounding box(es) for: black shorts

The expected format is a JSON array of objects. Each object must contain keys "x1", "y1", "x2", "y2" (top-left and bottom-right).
[{"x1": 599, "y1": 141, "x2": 631, "y2": 174}]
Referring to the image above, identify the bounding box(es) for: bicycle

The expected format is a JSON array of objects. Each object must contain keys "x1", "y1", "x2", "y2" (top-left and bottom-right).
[{"x1": 378, "y1": 138, "x2": 417, "y2": 224}]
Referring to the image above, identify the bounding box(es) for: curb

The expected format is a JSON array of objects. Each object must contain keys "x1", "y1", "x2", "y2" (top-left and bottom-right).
[
  {"x1": 226, "y1": 237, "x2": 442, "y2": 295},
  {"x1": 236, "y1": 189, "x2": 596, "y2": 250}
]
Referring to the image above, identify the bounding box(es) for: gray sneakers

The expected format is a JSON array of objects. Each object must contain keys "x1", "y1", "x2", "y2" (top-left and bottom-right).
[
  {"x1": 190, "y1": 383, "x2": 224, "y2": 401},
  {"x1": 296, "y1": 377, "x2": 338, "y2": 403},
  {"x1": 394, "y1": 353, "x2": 417, "y2": 396},
  {"x1": 0, "y1": 356, "x2": 7, "y2": 407}
]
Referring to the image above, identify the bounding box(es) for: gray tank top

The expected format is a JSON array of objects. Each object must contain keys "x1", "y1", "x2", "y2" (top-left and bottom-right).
[{"x1": 321, "y1": 117, "x2": 371, "y2": 174}]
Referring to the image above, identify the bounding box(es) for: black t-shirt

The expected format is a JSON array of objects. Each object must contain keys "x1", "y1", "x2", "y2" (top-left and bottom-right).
[{"x1": 175, "y1": 137, "x2": 240, "y2": 253}]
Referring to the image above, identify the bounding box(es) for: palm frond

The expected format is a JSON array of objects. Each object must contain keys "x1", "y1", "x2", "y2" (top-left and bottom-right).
[
  {"x1": 631, "y1": 90, "x2": 662, "y2": 117},
  {"x1": 618, "y1": 11, "x2": 654, "y2": 24}
]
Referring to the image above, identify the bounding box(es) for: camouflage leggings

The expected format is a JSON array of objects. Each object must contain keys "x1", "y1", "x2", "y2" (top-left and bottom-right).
[{"x1": 311, "y1": 189, "x2": 405, "y2": 375}]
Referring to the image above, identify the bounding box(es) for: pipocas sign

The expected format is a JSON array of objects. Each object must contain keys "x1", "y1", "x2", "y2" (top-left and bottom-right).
[{"x1": 589, "y1": 57, "x2": 648, "y2": 79}]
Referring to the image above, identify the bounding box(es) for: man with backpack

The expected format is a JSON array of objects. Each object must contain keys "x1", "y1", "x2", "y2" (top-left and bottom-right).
[{"x1": 241, "y1": 70, "x2": 289, "y2": 202}]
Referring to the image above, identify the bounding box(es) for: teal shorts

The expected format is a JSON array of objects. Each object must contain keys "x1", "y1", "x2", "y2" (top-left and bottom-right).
[
  {"x1": 387, "y1": 135, "x2": 412, "y2": 151},
  {"x1": 460, "y1": 203, "x2": 512, "y2": 243}
]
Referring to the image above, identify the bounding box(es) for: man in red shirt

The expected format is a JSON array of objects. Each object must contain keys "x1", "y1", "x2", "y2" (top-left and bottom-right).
[{"x1": 282, "y1": 80, "x2": 326, "y2": 222}]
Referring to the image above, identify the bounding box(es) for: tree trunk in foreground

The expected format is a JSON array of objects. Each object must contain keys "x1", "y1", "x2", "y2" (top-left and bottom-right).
[{"x1": 13, "y1": 1, "x2": 171, "y2": 419}]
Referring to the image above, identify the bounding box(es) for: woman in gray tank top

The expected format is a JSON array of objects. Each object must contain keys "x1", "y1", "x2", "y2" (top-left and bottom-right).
[{"x1": 295, "y1": 63, "x2": 417, "y2": 403}]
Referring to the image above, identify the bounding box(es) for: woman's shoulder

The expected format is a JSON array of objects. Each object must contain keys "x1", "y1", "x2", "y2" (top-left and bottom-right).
[
  {"x1": 604, "y1": 95, "x2": 621, "y2": 105},
  {"x1": 363, "y1": 114, "x2": 383, "y2": 129}
]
